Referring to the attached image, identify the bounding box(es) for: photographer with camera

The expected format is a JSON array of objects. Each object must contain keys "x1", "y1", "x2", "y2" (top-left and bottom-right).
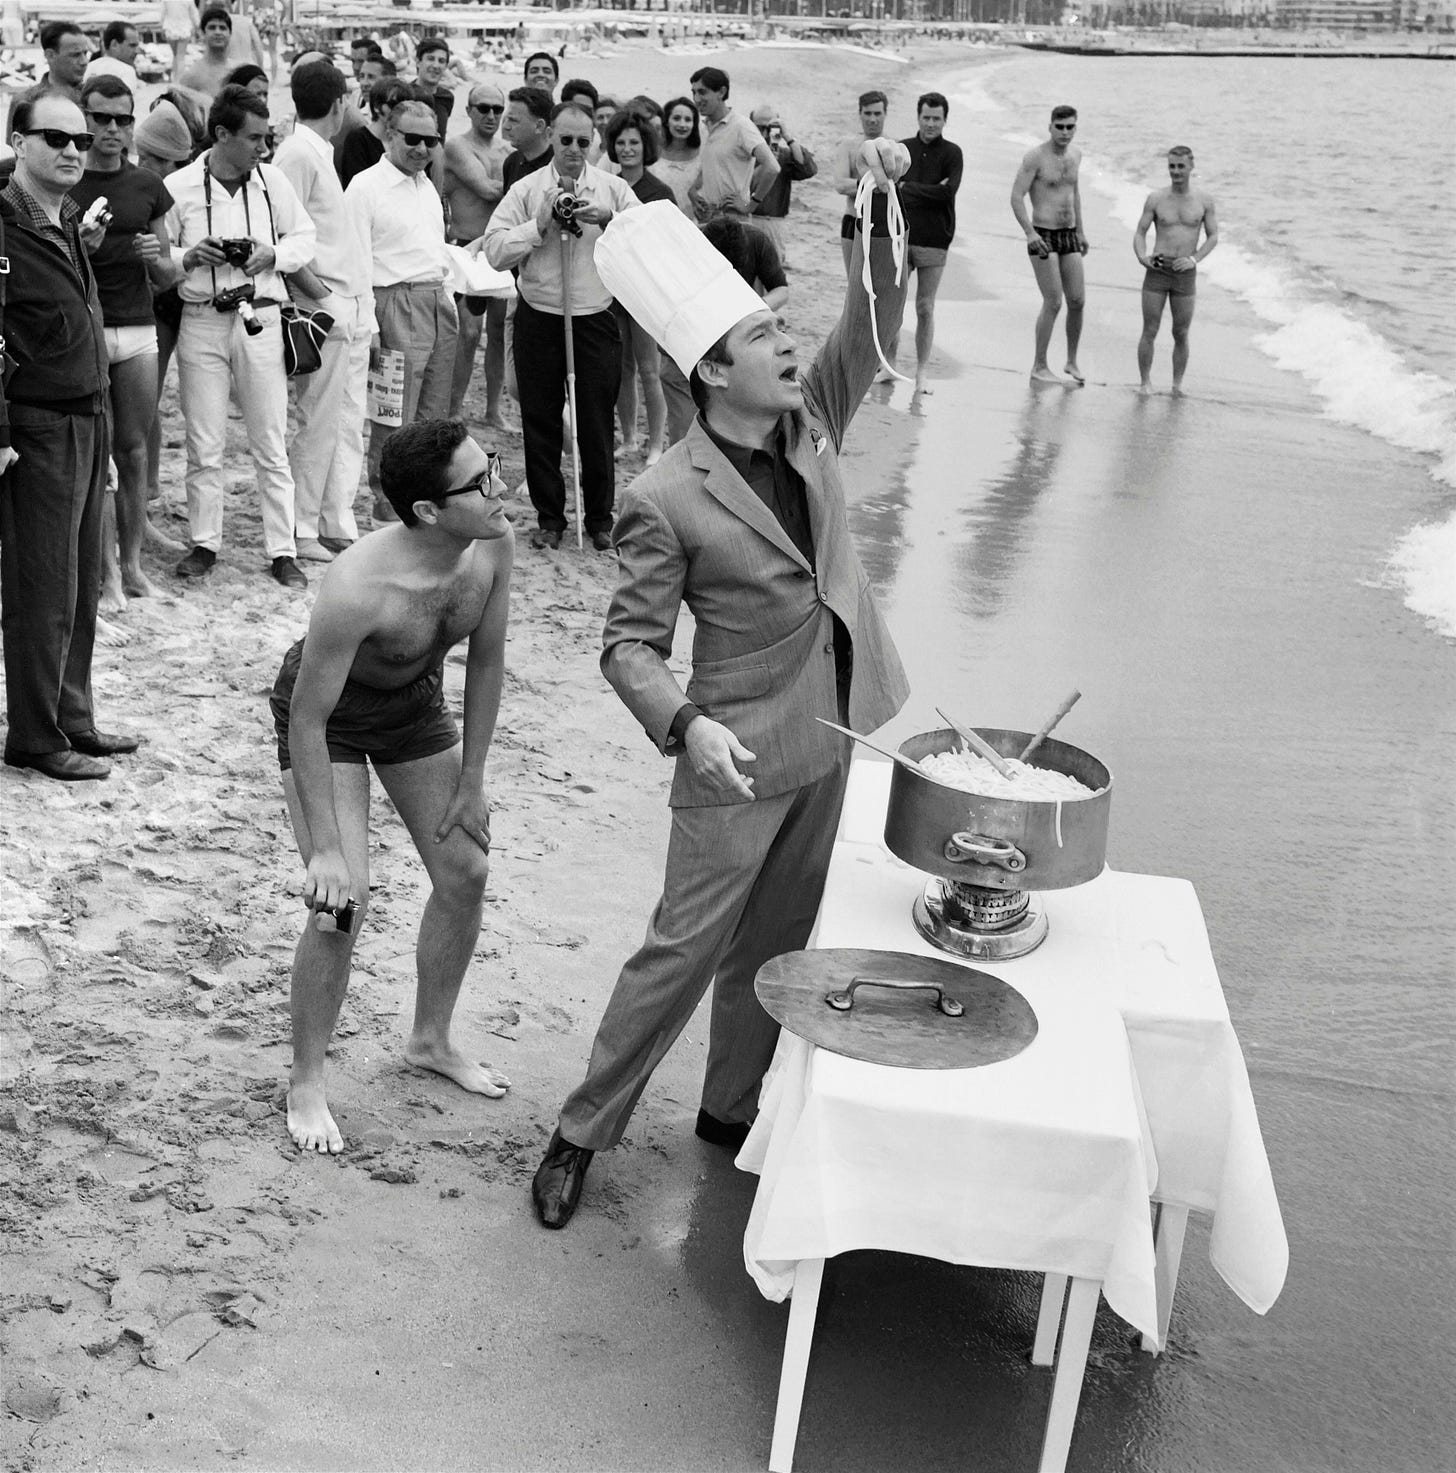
[
  {"x1": 165, "y1": 83, "x2": 317, "y2": 587},
  {"x1": 481, "y1": 101, "x2": 638, "y2": 551}
]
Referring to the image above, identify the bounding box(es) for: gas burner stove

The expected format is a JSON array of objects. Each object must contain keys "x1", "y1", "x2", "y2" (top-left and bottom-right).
[{"x1": 912, "y1": 877, "x2": 1049, "y2": 962}]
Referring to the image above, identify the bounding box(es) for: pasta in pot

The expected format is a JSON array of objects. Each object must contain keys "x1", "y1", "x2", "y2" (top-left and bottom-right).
[{"x1": 919, "y1": 750, "x2": 1098, "y2": 802}]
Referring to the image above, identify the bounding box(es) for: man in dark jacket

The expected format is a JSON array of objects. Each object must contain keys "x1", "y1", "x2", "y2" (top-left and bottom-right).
[
  {"x1": 1, "y1": 94, "x2": 138, "y2": 781},
  {"x1": 896, "y1": 91, "x2": 963, "y2": 394},
  {"x1": 748, "y1": 102, "x2": 817, "y2": 267}
]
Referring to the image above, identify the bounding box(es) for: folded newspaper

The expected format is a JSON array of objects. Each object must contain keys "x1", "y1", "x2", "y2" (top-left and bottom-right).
[{"x1": 444, "y1": 245, "x2": 516, "y2": 301}]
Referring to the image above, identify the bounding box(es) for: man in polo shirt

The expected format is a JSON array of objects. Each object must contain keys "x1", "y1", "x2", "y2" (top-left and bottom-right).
[
  {"x1": 346, "y1": 98, "x2": 456, "y2": 525},
  {"x1": 687, "y1": 66, "x2": 777, "y2": 223},
  {"x1": 1, "y1": 94, "x2": 138, "y2": 781},
  {"x1": 482, "y1": 101, "x2": 637, "y2": 551},
  {"x1": 166, "y1": 84, "x2": 316, "y2": 587},
  {"x1": 415, "y1": 36, "x2": 455, "y2": 142},
  {"x1": 275, "y1": 59, "x2": 375, "y2": 561}
]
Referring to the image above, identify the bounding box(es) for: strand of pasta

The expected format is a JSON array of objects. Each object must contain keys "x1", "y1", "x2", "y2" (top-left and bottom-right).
[{"x1": 855, "y1": 169, "x2": 913, "y2": 385}]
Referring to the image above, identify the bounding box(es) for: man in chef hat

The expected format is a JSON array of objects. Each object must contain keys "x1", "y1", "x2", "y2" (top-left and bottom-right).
[{"x1": 532, "y1": 136, "x2": 914, "y2": 1230}]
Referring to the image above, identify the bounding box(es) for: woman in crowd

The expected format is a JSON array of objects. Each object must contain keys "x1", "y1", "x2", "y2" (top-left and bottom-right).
[
  {"x1": 651, "y1": 95, "x2": 699, "y2": 217},
  {"x1": 604, "y1": 111, "x2": 672, "y2": 466}
]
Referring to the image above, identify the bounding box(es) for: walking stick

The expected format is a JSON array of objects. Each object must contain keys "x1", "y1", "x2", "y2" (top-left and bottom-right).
[{"x1": 560, "y1": 227, "x2": 585, "y2": 550}]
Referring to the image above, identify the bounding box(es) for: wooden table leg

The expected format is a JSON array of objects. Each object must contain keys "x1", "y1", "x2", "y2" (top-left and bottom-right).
[
  {"x1": 1032, "y1": 1273, "x2": 1068, "y2": 1366},
  {"x1": 1036, "y1": 1276, "x2": 1099, "y2": 1473},
  {"x1": 768, "y1": 1257, "x2": 826, "y2": 1473},
  {"x1": 1141, "y1": 1202, "x2": 1189, "y2": 1355}
]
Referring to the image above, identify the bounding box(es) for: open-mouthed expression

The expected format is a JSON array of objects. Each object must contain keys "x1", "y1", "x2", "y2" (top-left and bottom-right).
[
  {"x1": 721, "y1": 310, "x2": 802, "y2": 415},
  {"x1": 524, "y1": 59, "x2": 556, "y2": 91}
]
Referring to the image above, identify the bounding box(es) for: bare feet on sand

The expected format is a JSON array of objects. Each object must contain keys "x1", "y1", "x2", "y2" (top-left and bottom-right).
[
  {"x1": 1171, "y1": 382, "x2": 1186, "y2": 398},
  {"x1": 94, "y1": 615, "x2": 131, "y2": 647},
  {"x1": 145, "y1": 516, "x2": 186, "y2": 554},
  {"x1": 123, "y1": 568, "x2": 161, "y2": 599},
  {"x1": 287, "y1": 1080, "x2": 344, "y2": 1154},
  {"x1": 1064, "y1": 362, "x2": 1085, "y2": 386},
  {"x1": 914, "y1": 373, "x2": 933, "y2": 395},
  {"x1": 483, "y1": 413, "x2": 511, "y2": 434},
  {"x1": 404, "y1": 1038, "x2": 511, "y2": 1097},
  {"x1": 100, "y1": 579, "x2": 126, "y2": 616},
  {"x1": 1138, "y1": 380, "x2": 1154, "y2": 397},
  {"x1": 1031, "y1": 365, "x2": 1062, "y2": 384}
]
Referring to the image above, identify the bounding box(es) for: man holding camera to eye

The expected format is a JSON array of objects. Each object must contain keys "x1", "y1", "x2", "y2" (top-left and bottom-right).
[
  {"x1": 481, "y1": 101, "x2": 637, "y2": 552},
  {"x1": 165, "y1": 84, "x2": 316, "y2": 587}
]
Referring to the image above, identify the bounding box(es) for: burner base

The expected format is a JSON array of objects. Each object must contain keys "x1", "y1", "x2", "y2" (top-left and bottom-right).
[{"x1": 913, "y1": 881, "x2": 1049, "y2": 962}]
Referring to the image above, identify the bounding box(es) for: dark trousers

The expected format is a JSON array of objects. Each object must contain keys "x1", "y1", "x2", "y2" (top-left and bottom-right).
[
  {"x1": 513, "y1": 297, "x2": 620, "y2": 536},
  {"x1": 0, "y1": 405, "x2": 109, "y2": 758}
]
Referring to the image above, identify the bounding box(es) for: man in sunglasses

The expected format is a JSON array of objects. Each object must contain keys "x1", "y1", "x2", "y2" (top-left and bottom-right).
[
  {"x1": 345, "y1": 99, "x2": 457, "y2": 526},
  {"x1": 481, "y1": 101, "x2": 638, "y2": 551},
  {"x1": 1, "y1": 95, "x2": 139, "y2": 781},
  {"x1": 444, "y1": 82, "x2": 511, "y2": 430},
  {"x1": 269, "y1": 427, "x2": 514, "y2": 1157}
]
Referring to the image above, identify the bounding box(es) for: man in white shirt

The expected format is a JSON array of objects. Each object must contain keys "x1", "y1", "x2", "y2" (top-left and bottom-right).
[
  {"x1": 444, "y1": 81, "x2": 511, "y2": 428},
  {"x1": 274, "y1": 59, "x2": 375, "y2": 563},
  {"x1": 482, "y1": 101, "x2": 638, "y2": 552},
  {"x1": 345, "y1": 98, "x2": 457, "y2": 525},
  {"x1": 166, "y1": 84, "x2": 317, "y2": 587},
  {"x1": 82, "y1": 22, "x2": 141, "y2": 92}
]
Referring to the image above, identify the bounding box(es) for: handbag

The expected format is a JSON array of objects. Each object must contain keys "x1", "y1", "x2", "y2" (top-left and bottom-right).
[{"x1": 280, "y1": 301, "x2": 334, "y2": 377}]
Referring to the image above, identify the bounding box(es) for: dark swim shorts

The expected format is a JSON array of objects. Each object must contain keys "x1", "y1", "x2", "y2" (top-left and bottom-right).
[
  {"x1": 270, "y1": 639, "x2": 460, "y2": 772},
  {"x1": 1029, "y1": 225, "x2": 1081, "y2": 257},
  {"x1": 1142, "y1": 261, "x2": 1197, "y2": 298}
]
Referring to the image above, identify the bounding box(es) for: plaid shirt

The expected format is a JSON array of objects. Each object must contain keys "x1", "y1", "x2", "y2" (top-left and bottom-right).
[{"x1": 1, "y1": 179, "x2": 84, "y2": 276}]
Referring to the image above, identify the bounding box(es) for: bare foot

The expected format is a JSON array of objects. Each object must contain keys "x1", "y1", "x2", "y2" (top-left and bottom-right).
[
  {"x1": 1171, "y1": 382, "x2": 1186, "y2": 398},
  {"x1": 122, "y1": 568, "x2": 161, "y2": 599},
  {"x1": 1137, "y1": 381, "x2": 1154, "y2": 397},
  {"x1": 483, "y1": 413, "x2": 511, "y2": 434},
  {"x1": 145, "y1": 517, "x2": 186, "y2": 554},
  {"x1": 99, "y1": 580, "x2": 126, "y2": 616},
  {"x1": 404, "y1": 1038, "x2": 511, "y2": 1097},
  {"x1": 1064, "y1": 362, "x2": 1085, "y2": 386},
  {"x1": 287, "y1": 1080, "x2": 344, "y2": 1154},
  {"x1": 914, "y1": 374, "x2": 933, "y2": 395},
  {"x1": 1031, "y1": 365, "x2": 1062, "y2": 384},
  {"x1": 94, "y1": 615, "x2": 131, "y2": 648}
]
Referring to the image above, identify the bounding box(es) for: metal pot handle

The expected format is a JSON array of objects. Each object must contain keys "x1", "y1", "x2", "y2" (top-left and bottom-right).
[
  {"x1": 944, "y1": 831, "x2": 1028, "y2": 872},
  {"x1": 825, "y1": 976, "x2": 965, "y2": 1017}
]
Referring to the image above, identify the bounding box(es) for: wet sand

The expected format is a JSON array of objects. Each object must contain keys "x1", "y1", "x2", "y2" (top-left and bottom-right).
[{"x1": 4, "y1": 40, "x2": 1453, "y2": 1473}]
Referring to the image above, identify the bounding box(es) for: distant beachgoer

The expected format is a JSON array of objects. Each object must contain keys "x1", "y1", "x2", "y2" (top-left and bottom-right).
[
  {"x1": 522, "y1": 50, "x2": 558, "y2": 99},
  {"x1": 83, "y1": 21, "x2": 142, "y2": 93},
  {"x1": 162, "y1": 0, "x2": 200, "y2": 86},
  {"x1": 831, "y1": 89, "x2": 889, "y2": 276},
  {"x1": 748, "y1": 101, "x2": 817, "y2": 267},
  {"x1": 1133, "y1": 145, "x2": 1219, "y2": 396},
  {"x1": 415, "y1": 36, "x2": 456, "y2": 143},
  {"x1": 272, "y1": 417, "x2": 513, "y2": 1155},
  {"x1": 33, "y1": 21, "x2": 90, "y2": 104},
  {"x1": 1010, "y1": 103, "x2": 1087, "y2": 385},
  {"x1": 180, "y1": 7, "x2": 236, "y2": 98}
]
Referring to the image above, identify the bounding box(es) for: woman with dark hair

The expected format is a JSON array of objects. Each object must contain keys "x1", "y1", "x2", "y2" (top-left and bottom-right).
[
  {"x1": 223, "y1": 62, "x2": 270, "y2": 99},
  {"x1": 651, "y1": 95, "x2": 699, "y2": 217},
  {"x1": 604, "y1": 113, "x2": 670, "y2": 465}
]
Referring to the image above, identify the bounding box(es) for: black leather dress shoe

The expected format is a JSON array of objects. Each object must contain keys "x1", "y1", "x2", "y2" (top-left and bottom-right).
[
  {"x1": 531, "y1": 1129, "x2": 594, "y2": 1229},
  {"x1": 67, "y1": 729, "x2": 141, "y2": 757},
  {"x1": 174, "y1": 545, "x2": 216, "y2": 578},
  {"x1": 4, "y1": 749, "x2": 110, "y2": 781},
  {"x1": 271, "y1": 556, "x2": 308, "y2": 590},
  {"x1": 529, "y1": 527, "x2": 563, "y2": 551},
  {"x1": 695, "y1": 1109, "x2": 751, "y2": 1151},
  {"x1": 591, "y1": 530, "x2": 613, "y2": 552}
]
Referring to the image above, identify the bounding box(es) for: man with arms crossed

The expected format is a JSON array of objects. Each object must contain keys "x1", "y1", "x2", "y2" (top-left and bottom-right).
[
  {"x1": 1133, "y1": 145, "x2": 1218, "y2": 396},
  {"x1": 530, "y1": 135, "x2": 912, "y2": 1230},
  {"x1": 445, "y1": 81, "x2": 511, "y2": 429},
  {"x1": 1010, "y1": 104, "x2": 1087, "y2": 385},
  {"x1": 272, "y1": 418, "x2": 513, "y2": 1154}
]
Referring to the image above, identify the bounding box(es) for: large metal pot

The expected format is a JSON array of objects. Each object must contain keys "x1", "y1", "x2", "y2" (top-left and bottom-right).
[{"x1": 884, "y1": 728, "x2": 1112, "y2": 892}]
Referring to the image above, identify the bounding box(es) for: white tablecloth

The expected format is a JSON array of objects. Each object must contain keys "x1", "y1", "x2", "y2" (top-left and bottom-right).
[{"x1": 769, "y1": 758, "x2": 1288, "y2": 1315}]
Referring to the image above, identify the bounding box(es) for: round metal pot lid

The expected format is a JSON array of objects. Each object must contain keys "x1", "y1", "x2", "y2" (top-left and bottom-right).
[{"x1": 755, "y1": 948, "x2": 1038, "y2": 1071}]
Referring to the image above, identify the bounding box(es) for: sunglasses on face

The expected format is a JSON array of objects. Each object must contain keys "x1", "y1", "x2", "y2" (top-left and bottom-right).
[
  {"x1": 471, "y1": 103, "x2": 504, "y2": 115},
  {"x1": 22, "y1": 127, "x2": 94, "y2": 152},
  {"x1": 438, "y1": 453, "x2": 503, "y2": 501},
  {"x1": 399, "y1": 132, "x2": 440, "y2": 149},
  {"x1": 86, "y1": 110, "x2": 134, "y2": 129},
  {"x1": 556, "y1": 135, "x2": 591, "y2": 148}
]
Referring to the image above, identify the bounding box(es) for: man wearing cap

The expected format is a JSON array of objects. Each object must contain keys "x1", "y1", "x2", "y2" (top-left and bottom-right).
[
  {"x1": 531, "y1": 135, "x2": 913, "y2": 1230},
  {"x1": 481, "y1": 100, "x2": 637, "y2": 552}
]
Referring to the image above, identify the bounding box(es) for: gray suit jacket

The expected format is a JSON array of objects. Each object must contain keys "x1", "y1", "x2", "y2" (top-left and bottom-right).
[{"x1": 601, "y1": 231, "x2": 911, "y2": 808}]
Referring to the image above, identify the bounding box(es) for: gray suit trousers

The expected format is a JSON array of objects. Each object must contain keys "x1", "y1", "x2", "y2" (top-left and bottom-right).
[{"x1": 559, "y1": 750, "x2": 850, "y2": 1152}]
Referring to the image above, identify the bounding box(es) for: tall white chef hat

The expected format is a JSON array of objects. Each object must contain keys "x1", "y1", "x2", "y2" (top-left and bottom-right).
[{"x1": 596, "y1": 202, "x2": 768, "y2": 379}]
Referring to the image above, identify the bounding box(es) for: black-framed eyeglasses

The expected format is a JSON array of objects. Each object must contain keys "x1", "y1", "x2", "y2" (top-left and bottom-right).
[
  {"x1": 86, "y1": 110, "x2": 134, "y2": 129},
  {"x1": 437, "y1": 453, "x2": 503, "y2": 501},
  {"x1": 399, "y1": 131, "x2": 440, "y2": 149},
  {"x1": 471, "y1": 103, "x2": 504, "y2": 115},
  {"x1": 556, "y1": 135, "x2": 592, "y2": 149},
  {"x1": 22, "y1": 127, "x2": 94, "y2": 151}
]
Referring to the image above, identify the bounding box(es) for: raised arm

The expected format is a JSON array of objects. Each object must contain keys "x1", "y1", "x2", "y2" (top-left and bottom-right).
[{"x1": 747, "y1": 129, "x2": 781, "y2": 209}]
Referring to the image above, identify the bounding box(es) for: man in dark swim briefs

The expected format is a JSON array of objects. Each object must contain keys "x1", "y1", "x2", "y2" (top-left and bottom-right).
[
  {"x1": 1011, "y1": 104, "x2": 1088, "y2": 384},
  {"x1": 271, "y1": 417, "x2": 514, "y2": 1155},
  {"x1": 1134, "y1": 145, "x2": 1219, "y2": 395}
]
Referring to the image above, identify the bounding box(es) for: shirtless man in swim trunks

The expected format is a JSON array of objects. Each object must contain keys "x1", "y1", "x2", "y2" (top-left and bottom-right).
[
  {"x1": 1010, "y1": 104, "x2": 1088, "y2": 385},
  {"x1": 271, "y1": 417, "x2": 514, "y2": 1154},
  {"x1": 1133, "y1": 145, "x2": 1219, "y2": 396}
]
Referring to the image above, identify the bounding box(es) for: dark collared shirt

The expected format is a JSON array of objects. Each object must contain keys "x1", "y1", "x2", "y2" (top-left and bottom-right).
[{"x1": 2, "y1": 179, "x2": 84, "y2": 274}]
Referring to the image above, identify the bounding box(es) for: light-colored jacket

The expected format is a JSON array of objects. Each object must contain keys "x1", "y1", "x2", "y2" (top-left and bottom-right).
[{"x1": 602, "y1": 231, "x2": 910, "y2": 808}]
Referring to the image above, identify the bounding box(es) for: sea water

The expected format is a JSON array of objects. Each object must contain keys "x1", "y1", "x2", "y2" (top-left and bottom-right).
[{"x1": 958, "y1": 54, "x2": 1456, "y2": 640}]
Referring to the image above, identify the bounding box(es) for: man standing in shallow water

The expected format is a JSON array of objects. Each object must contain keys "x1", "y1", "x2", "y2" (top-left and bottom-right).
[
  {"x1": 1010, "y1": 104, "x2": 1087, "y2": 385},
  {"x1": 270, "y1": 418, "x2": 513, "y2": 1154},
  {"x1": 1133, "y1": 145, "x2": 1219, "y2": 396}
]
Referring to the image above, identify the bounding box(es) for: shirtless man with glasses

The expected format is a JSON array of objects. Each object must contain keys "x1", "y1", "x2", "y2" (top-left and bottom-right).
[
  {"x1": 1010, "y1": 104, "x2": 1088, "y2": 385},
  {"x1": 270, "y1": 417, "x2": 514, "y2": 1155}
]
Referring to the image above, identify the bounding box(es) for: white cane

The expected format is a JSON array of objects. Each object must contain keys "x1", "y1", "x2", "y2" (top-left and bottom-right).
[{"x1": 560, "y1": 226, "x2": 585, "y2": 551}]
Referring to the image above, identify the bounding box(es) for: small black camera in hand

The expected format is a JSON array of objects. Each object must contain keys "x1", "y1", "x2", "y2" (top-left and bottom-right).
[
  {"x1": 213, "y1": 282, "x2": 263, "y2": 335},
  {"x1": 552, "y1": 192, "x2": 583, "y2": 238},
  {"x1": 219, "y1": 237, "x2": 254, "y2": 268}
]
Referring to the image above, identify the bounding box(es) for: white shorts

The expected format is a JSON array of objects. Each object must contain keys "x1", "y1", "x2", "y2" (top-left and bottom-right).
[{"x1": 104, "y1": 324, "x2": 159, "y2": 365}]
